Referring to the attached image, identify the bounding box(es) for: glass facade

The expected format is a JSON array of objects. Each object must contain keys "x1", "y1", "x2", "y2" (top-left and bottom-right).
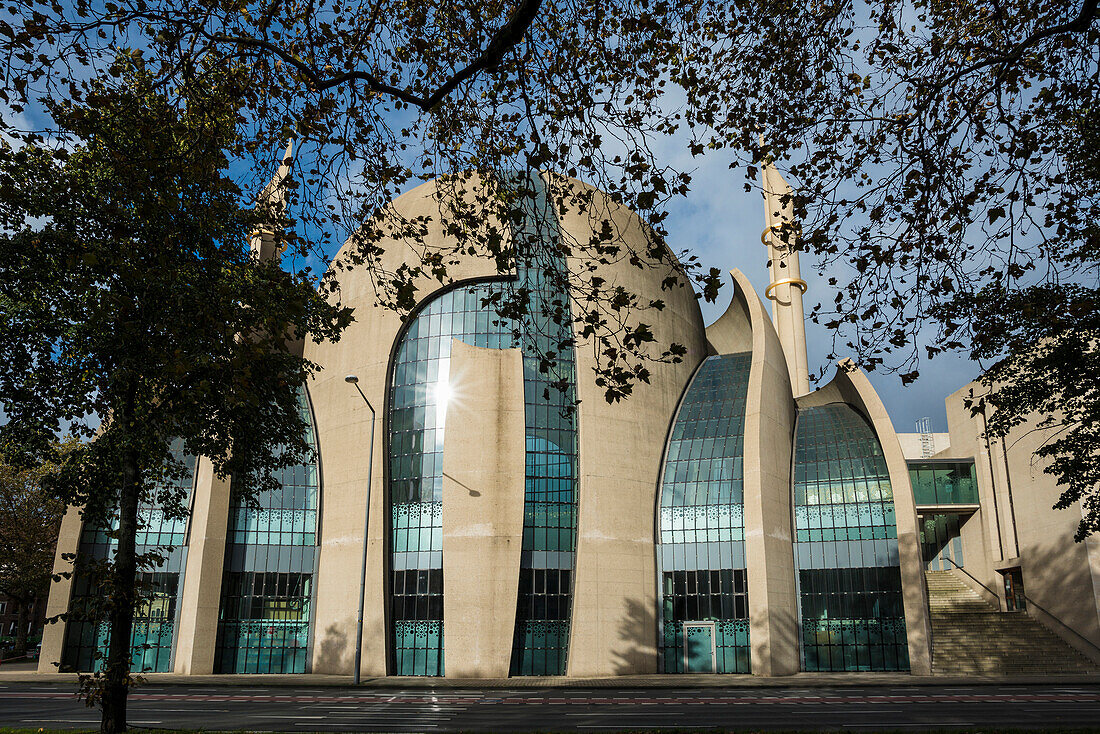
[
  {"x1": 214, "y1": 389, "x2": 319, "y2": 673},
  {"x1": 656, "y1": 354, "x2": 751, "y2": 673},
  {"x1": 62, "y1": 442, "x2": 196, "y2": 672},
  {"x1": 919, "y1": 512, "x2": 967, "y2": 570},
  {"x1": 793, "y1": 404, "x2": 908, "y2": 671},
  {"x1": 908, "y1": 461, "x2": 979, "y2": 506},
  {"x1": 387, "y1": 172, "x2": 578, "y2": 676}
]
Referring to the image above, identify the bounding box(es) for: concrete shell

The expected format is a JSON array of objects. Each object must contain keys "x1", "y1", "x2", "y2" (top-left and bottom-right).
[{"x1": 302, "y1": 175, "x2": 708, "y2": 677}]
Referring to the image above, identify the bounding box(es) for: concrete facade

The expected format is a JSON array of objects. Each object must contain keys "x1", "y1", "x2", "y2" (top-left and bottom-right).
[
  {"x1": 441, "y1": 341, "x2": 526, "y2": 678},
  {"x1": 38, "y1": 172, "x2": 1100, "y2": 678},
  {"x1": 923, "y1": 383, "x2": 1100, "y2": 664}
]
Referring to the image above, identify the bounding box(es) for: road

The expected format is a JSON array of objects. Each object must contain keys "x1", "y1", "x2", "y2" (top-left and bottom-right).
[{"x1": 1, "y1": 682, "x2": 1099, "y2": 731}]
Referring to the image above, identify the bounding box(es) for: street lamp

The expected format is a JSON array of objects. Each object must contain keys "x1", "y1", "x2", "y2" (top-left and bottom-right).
[{"x1": 345, "y1": 374, "x2": 376, "y2": 685}]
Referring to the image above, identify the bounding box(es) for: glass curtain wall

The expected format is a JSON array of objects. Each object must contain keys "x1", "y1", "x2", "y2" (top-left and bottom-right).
[
  {"x1": 656, "y1": 353, "x2": 751, "y2": 673},
  {"x1": 908, "y1": 461, "x2": 979, "y2": 506},
  {"x1": 387, "y1": 173, "x2": 578, "y2": 676},
  {"x1": 792, "y1": 404, "x2": 909, "y2": 671},
  {"x1": 214, "y1": 389, "x2": 320, "y2": 673},
  {"x1": 508, "y1": 174, "x2": 578, "y2": 677},
  {"x1": 62, "y1": 441, "x2": 196, "y2": 672},
  {"x1": 389, "y1": 284, "x2": 506, "y2": 676}
]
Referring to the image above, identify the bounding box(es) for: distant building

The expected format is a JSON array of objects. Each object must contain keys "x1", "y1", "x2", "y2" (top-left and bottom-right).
[
  {"x1": 0, "y1": 595, "x2": 47, "y2": 652},
  {"x1": 40, "y1": 169, "x2": 1100, "y2": 677}
]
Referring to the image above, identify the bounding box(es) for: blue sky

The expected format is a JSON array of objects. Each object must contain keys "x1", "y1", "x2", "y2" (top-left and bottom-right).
[
  {"x1": 657, "y1": 148, "x2": 979, "y2": 435},
  {"x1": 4, "y1": 79, "x2": 980, "y2": 439}
]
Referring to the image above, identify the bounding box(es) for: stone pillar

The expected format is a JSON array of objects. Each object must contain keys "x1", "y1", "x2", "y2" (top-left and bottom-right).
[
  {"x1": 441, "y1": 340, "x2": 526, "y2": 677},
  {"x1": 732, "y1": 269, "x2": 801, "y2": 676},
  {"x1": 173, "y1": 457, "x2": 231, "y2": 674},
  {"x1": 38, "y1": 507, "x2": 83, "y2": 672}
]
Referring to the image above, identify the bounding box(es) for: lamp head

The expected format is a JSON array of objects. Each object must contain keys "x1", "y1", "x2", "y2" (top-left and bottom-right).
[{"x1": 344, "y1": 374, "x2": 359, "y2": 385}]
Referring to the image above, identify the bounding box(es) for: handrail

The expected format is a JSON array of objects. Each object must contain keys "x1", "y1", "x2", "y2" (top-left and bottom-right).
[{"x1": 942, "y1": 557, "x2": 1100, "y2": 658}]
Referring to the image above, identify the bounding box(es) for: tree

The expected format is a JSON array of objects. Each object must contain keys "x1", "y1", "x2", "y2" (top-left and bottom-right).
[
  {"x1": 0, "y1": 0, "x2": 1096, "y2": 602},
  {"x1": 1, "y1": 0, "x2": 723, "y2": 404},
  {"x1": 0, "y1": 58, "x2": 351, "y2": 732},
  {"x1": 935, "y1": 105, "x2": 1100, "y2": 541},
  {"x1": 0, "y1": 439, "x2": 67, "y2": 657}
]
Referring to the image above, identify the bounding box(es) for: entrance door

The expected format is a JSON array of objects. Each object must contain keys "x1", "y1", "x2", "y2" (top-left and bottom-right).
[
  {"x1": 1001, "y1": 567, "x2": 1026, "y2": 611},
  {"x1": 683, "y1": 622, "x2": 716, "y2": 673},
  {"x1": 918, "y1": 512, "x2": 970, "y2": 570}
]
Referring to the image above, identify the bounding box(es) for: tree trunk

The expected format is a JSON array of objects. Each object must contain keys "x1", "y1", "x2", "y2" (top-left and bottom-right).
[
  {"x1": 13, "y1": 599, "x2": 29, "y2": 657},
  {"x1": 101, "y1": 424, "x2": 141, "y2": 734}
]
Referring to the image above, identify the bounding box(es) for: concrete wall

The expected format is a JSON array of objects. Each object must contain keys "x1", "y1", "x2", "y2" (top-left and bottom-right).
[
  {"x1": 306, "y1": 174, "x2": 710, "y2": 677},
  {"x1": 896, "y1": 433, "x2": 951, "y2": 460},
  {"x1": 704, "y1": 274, "x2": 753, "y2": 356},
  {"x1": 173, "y1": 458, "x2": 231, "y2": 673},
  {"x1": 38, "y1": 507, "x2": 81, "y2": 672},
  {"x1": 305, "y1": 176, "x2": 511, "y2": 676},
  {"x1": 942, "y1": 382, "x2": 1100, "y2": 661},
  {"x1": 441, "y1": 341, "x2": 526, "y2": 678},
  {"x1": 557, "y1": 177, "x2": 709, "y2": 676}
]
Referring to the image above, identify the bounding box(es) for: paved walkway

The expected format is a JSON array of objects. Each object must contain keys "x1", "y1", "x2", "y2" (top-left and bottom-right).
[{"x1": 3, "y1": 667, "x2": 1099, "y2": 688}]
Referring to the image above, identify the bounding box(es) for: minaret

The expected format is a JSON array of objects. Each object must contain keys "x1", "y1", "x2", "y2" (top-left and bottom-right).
[
  {"x1": 761, "y1": 162, "x2": 810, "y2": 396},
  {"x1": 251, "y1": 140, "x2": 294, "y2": 263}
]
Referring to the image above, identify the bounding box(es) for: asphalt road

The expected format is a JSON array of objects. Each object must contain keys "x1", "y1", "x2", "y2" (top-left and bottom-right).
[{"x1": 1, "y1": 682, "x2": 1099, "y2": 731}]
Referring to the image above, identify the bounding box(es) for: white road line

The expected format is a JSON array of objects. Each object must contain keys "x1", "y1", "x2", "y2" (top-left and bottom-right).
[
  {"x1": 843, "y1": 724, "x2": 974, "y2": 728},
  {"x1": 257, "y1": 715, "x2": 327, "y2": 719}
]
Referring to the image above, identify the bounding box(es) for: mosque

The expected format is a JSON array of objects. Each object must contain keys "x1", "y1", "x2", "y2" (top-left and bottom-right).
[{"x1": 40, "y1": 165, "x2": 1100, "y2": 677}]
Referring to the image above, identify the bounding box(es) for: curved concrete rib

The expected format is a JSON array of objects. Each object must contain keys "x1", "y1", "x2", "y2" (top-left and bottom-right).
[
  {"x1": 731, "y1": 268, "x2": 801, "y2": 676},
  {"x1": 705, "y1": 272, "x2": 753, "y2": 355},
  {"x1": 798, "y1": 361, "x2": 933, "y2": 675},
  {"x1": 441, "y1": 340, "x2": 526, "y2": 678}
]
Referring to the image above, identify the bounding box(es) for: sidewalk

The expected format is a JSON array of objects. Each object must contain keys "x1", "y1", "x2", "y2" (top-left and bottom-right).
[{"x1": 2, "y1": 669, "x2": 1099, "y2": 688}]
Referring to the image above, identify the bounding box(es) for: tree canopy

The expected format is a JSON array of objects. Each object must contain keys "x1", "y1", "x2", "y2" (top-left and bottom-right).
[
  {"x1": 0, "y1": 0, "x2": 1098, "y2": 641},
  {"x1": 0, "y1": 438, "x2": 68, "y2": 657},
  {"x1": 0, "y1": 58, "x2": 350, "y2": 731}
]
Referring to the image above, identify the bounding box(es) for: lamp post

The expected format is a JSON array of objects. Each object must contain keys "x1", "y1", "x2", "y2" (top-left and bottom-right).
[{"x1": 345, "y1": 374, "x2": 375, "y2": 685}]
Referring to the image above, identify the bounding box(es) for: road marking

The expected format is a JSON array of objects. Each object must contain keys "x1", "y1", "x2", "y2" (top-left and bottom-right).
[
  {"x1": 260, "y1": 715, "x2": 327, "y2": 719},
  {"x1": 843, "y1": 725, "x2": 970, "y2": 729}
]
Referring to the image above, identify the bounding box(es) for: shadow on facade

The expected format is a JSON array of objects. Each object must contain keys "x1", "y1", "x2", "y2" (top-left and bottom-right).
[
  {"x1": 976, "y1": 538, "x2": 1100, "y2": 659},
  {"x1": 313, "y1": 623, "x2": 348, "y2": 673},
  {"x1": 611, "y1": 597, "x2": 657, "y2": 675}
]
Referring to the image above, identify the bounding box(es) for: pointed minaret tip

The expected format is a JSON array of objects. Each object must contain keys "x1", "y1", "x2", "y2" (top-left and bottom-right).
[
  {"x1": 259, "y1": 140, "x2": 295, "y2": 210},
  {"x1": 760, "y1": 159, "x2": 811, "y2": 397},
  {"x1": 252, "y1": 141, "x2": 294, "y2": 262}
]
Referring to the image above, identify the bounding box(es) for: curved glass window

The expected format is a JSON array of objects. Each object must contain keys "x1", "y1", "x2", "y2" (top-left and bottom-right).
[
  {"x1": 63, "y1": 440, "x2": 196, "y2": 673},
  {"x1": 387, "y1": 173, "x2": 577, "y2": 676},
  {"x1": 214, "y1": 388, "x2": 320, "y2": 673},
  {"x1": 793, "y1": 404, "x2": 908, "y2": 671},
  {"x1": 656, "y1": 353, "x2": 751, "y2": 673}
]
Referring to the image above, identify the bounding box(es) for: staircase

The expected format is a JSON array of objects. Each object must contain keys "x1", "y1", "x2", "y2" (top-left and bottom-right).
[{"x1": 927, "y1": 570, "x2": 1099, "y2": 675}]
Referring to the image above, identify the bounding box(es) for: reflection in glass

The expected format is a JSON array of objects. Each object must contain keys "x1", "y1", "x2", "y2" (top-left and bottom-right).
[
  {"x1": 907, "y1": 461, "x2": 979, "y2": 506},
  {"x1": 386, "y1": 173, "x2": 578, "y2": 677},
  {"x1": 214, "y1": 389, "x2": 319, "y2": 674},
  {"x1": 62, "y1": 442, "x2": 196, "y2": 672},
  {"x1": 656, "y1": 354, "x2": 751, "y2": 673},
  {"x1": 793, "y1": 404, "x2": 909, "y2": 671},
  {"x1": 919, "y1": 512, "x2": 968, "y2": 570}
]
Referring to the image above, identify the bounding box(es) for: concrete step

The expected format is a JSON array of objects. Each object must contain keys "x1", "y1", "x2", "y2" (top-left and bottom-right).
[{"x1": 924, "y1": 570, "x2": 1098, "y2": 676}]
